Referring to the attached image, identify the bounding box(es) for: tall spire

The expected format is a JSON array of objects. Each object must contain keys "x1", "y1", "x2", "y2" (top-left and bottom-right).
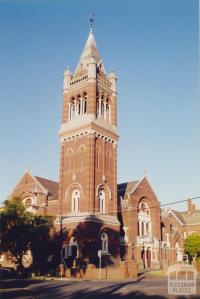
[
  {"x1": 74, "y1": 18, "x2": 106, "y2": 77},
  {"x1": 74, "y1": 31, "x2": 102, "y2": 77}
]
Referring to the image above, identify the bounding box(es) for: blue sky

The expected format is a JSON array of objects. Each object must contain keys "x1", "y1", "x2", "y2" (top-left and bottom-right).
[{"x1": 0, "y1": 0, "x2": 199, "y2": 210}]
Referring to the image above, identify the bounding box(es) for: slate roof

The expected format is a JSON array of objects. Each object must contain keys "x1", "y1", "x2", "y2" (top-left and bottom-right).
[
  {"x1": 171, "y1": 209, "x2": 187, "y2": 225},
  {"x1": 181, "y1": 210, "x2": 200, "y2": 225},
  {"x1": 35, "y1": 176, "x2": 59, "y2": 199},
  {"x1": 117, "y1": 181, "x2": 139, "y2": 200},
  {"x1": 168, "y1": 209, "x2": 200, "y2": 225}
]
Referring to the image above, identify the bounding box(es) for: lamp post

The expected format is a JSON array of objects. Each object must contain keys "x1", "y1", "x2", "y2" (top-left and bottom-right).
[{"x1": 98, "y1": 250, "x2": 102, "y2": 280}]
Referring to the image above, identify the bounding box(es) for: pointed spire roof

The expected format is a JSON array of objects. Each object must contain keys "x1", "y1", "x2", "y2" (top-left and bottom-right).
[{"x1": 74, "y1": 31, "x2": 105, "y2": 77}]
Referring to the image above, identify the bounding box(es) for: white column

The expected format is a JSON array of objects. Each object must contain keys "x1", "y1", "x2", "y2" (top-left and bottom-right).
[
  {"x1": 108, "y1": 104, "x2": 111, "y2": 121},
  {"x1": 155, "y1": 250, "x2": 157, "y2": 261},
  {"x1": 149, "y1": 222, "x2": 151, "y2": 236},
  {"x1": 166, "y1": 233, "x2": 170, "y2": 245},
  {"x1": 149, "y1": 222, "x2": 152, "y2": 236},
  {"x1": 71, "y1": 104, "x2": 74, "y2": 118},
  {"x1": 139, "y1": 221, "x2": 142, "y2": 236},
  {"x1": 80, "y1": 98, "x2": 83, "y2": 115},
  {"x1": 103, "y1": 102, "x2": 106, "y2": 119},
  {"x1": 99, "y1": 98, "x2": 101, "y2": 116},
  {"x1": 144, "y1": 221, "x2": 146, "y2": 236},
  {"x1": 74, "y1": 100, "x2": 77, "y2": 117},
  {"x1": 68, "y1": 103, "x2": 71, "y2": 120}
]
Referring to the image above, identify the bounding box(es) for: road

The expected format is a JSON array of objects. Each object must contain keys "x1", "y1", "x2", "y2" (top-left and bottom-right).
[{"x1": 0, "y1": 276, "x2": 200, "y2": 299}]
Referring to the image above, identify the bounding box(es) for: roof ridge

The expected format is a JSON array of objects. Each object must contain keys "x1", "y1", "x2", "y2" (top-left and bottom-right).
[{"x1": 35, "y1": 176, "x2": 58, "y2": 184}]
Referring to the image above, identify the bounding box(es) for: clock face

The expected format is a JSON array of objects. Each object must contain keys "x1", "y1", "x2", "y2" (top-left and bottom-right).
[{"x1": 22, "y1": 250, "x2": 33, "y2": 268}]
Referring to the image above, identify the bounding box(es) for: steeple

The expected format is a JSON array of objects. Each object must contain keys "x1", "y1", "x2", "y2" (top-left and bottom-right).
[{"x1": 74, "y1": 31, "x2": 106, "y2": 77}]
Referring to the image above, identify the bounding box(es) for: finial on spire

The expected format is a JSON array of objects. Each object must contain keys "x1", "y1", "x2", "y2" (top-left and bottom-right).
[
  {"x1": 89, "y1": 12, "x2": 95, "y2": 32},
  {"x1": 26, "y1": 164, "x2": 31, "y2": 172}
]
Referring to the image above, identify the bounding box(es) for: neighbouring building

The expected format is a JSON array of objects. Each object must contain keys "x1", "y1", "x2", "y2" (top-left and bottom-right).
[{"x1": 161, "y1": 199, "x2": 200, "y2": 265}]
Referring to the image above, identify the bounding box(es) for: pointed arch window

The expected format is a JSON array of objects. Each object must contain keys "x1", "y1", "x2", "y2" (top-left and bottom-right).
[
  {"x1": 83, "y1": 93, "x2": 87, "y2": 114},
  {"x1": 106, "y1": 150, "x2": 112, "y2": 173},
  {"x1": 64, "y1": 237, "x2": 79, "y2": 259},
  {"x1": 79, "y1": 145, "x2": 86, "y2": 168},
  {"x1": 71, "y1": 189, "x2": 80, "y2": 213},
  {"x1": 101, "y1": 101, "x2": 104, "y2": 117},
  {"x1": 138, "y1": 200, "x2": 151, "y2": 237},
  {"x1": 101, "y1": 233, "x2": 108, "y2": 254},
  {"x1": 96, "y1": 149, "x2": 99, "y2": 169},
  {"x1": 68, "y1": 93, "x2": 87, "y2": 120},
  {"x1": 84, "y1": 99, "x2": 87, "y2": 113},
  {"x1": 66, "y1": 149, "x2": 74, "y2": 170},
  {"x1": 25, "y1": 198, "x2": 32, "y2": 207},
  {"x1": 99, "y1": 189, "x2": 105, "y2": 214}
]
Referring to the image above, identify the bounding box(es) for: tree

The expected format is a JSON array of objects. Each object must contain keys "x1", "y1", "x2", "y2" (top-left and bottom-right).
[
  {"x1": 184, "y1": 234, "x2": 200, "y2": 261},
  {"x1": 0, "y1": 197, "x2": 34, "y2": 275},
  {"x1": 0, "y1": 197, "x2": 63, "y2": 276},
  {"x1": 30, "y1": 215, "x2": 55, "y2": 275}
]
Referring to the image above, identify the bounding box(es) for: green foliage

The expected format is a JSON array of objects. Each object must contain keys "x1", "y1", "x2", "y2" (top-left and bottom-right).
[
  {"x1": 0, "y1": 197, "x2": 34, "y2": 271},
  {"x1": 184, "y1": 234, "x2": 200, "y2": 259},
  {"x1": 30, "y1": 215, "x2": 55, "y2": 275},
  {"x1": 0, "y1": 197, "x2": 59, "y2": 276}
]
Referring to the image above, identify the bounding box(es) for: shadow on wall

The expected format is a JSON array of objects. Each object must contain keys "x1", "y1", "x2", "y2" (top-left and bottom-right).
[{"x1": 61, "y1": 214, "x2": 122, "y2": 270}]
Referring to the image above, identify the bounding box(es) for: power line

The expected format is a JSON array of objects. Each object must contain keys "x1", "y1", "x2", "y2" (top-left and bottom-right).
[{"x1": 58, "y1": 196, "x2": 200, "y2": 219}]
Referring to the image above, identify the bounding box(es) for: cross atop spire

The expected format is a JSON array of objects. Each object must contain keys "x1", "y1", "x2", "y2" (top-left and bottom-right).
[{"x1": 89, "y1": 12, "x2": 95, "y2": 32}]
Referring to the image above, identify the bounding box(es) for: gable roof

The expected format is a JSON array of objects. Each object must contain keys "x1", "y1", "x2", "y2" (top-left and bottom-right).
[
  {"x1": 170, "y1": 209, "x2": 187, "y2": 225},
  {"x1": 10, "y1": 171, "x2": 59, "y2": 201},
  {"x1": 35, "y1": 176, "x2": 59, "y2": 197},
  {"x1": 180, "y1": 210, "x2": 200, "y2": 225},
  {"x1": 117, "y1": 181, "x2": 139, "y2": 200},
  {"x1": 162, "y1": 208, "x2": 200, "y2": 226}
]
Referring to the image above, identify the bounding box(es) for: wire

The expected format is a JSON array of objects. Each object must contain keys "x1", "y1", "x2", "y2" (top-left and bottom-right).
[{"x1": 58, "y1": 196, "x2": 200, "y2": 219}]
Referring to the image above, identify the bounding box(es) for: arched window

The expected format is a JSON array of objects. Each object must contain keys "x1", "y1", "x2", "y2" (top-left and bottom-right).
[
  {"x1": 79, "y1": 145, "x2": 86, "y2": 168},
  {"x1": 25, "y1": 198, "x2": 32, "y2": 208},
  {"x1": 141, "y1": 202, "x2": 147, "y2": 213},
  {"x1": 64, "y1": 237, "x2": 78, "y2": 258},
  {"x1": 96, "y1": 99, "x2": 99, "y2": 116},
  {"x1": 141, "y1": 222, "x2": 144, "y2": 236},
  {"x1": 138, "y1": 200, "x2": 151, "y2": 237},
  {"x1": 70, "y1": 101, "x2": 75, "y2": 119},
  {"x1": 106, "y1": 150, "x2": 112, "y2": 173},
  {"x1": 71, "y1": 189, "x2": 80, "y2": 213},
  {"x1": 77, "y1": 101, "x2": 81, "y2": 114},
  {"x1": 101, "y1": 101, "x2": 104, "y2": 117},
  {"x1": 99, "y1": 189, "x2": 105, "y2": 213},
  {"x1": 106, "y1": 102, "x2": 110, "y2": 121},
  {"x1": 96, "y1": 146, "x2": 101, "y2": 169},
  {"x1": 146, "y1": 222, "x2": 149, "y2": 235},
  {"x1": 101, "y1": 233, "x2": 108, "y2": 254},
  {"x1": 175, "y1": 242, "x2": 183, "y2": 262},
  {"x1": 84, "y1": 100, "x2": 87, "y2": 113},
  {"x1": 83, "y1": 93, "x2": 87, "y2": 114},
  {"x1": 66, "y1": 149, "x2": 74, "y2": 170}
]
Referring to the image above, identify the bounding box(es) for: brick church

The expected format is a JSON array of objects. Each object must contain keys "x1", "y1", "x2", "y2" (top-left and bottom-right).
[{"x1": 9, "y1": 29, "x2": 200, "y2": 278}]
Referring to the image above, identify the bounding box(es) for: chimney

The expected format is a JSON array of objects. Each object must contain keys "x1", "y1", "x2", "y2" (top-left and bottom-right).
[
  {"x1": 188, "y1": 198, "x2": 195, "y2": 214},
  {"x1": 192, "y1": 203, "x2": 196, "y2": 212}
]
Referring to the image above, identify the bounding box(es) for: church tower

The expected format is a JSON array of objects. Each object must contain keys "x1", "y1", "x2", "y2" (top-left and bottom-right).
[{"x1": 57, "y1": 29, "x2": 120, "y2": 266}]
